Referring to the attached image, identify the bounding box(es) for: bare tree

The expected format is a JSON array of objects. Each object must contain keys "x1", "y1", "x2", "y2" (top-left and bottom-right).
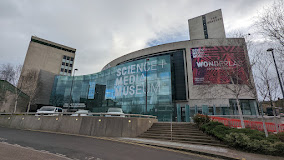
[
  {"x1": 256, "y1": 0, "x2": 284, "y2": 53},
  {"x1": 20, "y1": 69, "x2": 41, "y2": 113},
  {"x1": 0, "y1": 64, "x2": 15, "y2": 83},
  {"x1": 13, "y1": 65, "x2": 23, "y2": 113},
  {"x1": 254, "y1": 51, "x2": 281, "y2": 133},
  {"x1": 0, "y1": 64, "x2": 23, "y2": 113}
]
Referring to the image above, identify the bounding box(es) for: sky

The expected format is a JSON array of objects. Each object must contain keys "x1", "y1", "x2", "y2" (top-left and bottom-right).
[{"x1": 0, "y1": 0, "x2": 274, "y2": 75}]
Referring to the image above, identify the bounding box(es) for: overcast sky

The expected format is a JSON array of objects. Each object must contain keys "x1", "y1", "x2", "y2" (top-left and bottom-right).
[{"x1": 0, "y1": 0, "x2": 273, "y2": 75}]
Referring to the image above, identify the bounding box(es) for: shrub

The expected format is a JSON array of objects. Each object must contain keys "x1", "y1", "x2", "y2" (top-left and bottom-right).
[
  {"x1": 266, "y1": 134, "x2": 280, "y2": 143},
  {"x1": 271, "y1": 142, "x2": 284, "y2": 156},
  {"x1": 224, "y1": 132, "x2": 284, "y2": 156},
  {"x1": 200, "y1": 121, "x2": 224, "y2": 132},
  {"x1": 193, "y1": 114, "x2": 210, "y2": 127},
  {"x1": 276, "y1": 132, "x2": 284, "y2": 142},
  {"x1": 225, "y1": 133, "x2": 250, "y2": 149},
  {"x1": 210, "y1": 125, "x2": 231, "y2": 140},
  {"x1": 230, "y1": 128, "x2": 266, "y2": 141},
  {"x1": 194, "y1": 115, "x2": 284, "y2": 156}
]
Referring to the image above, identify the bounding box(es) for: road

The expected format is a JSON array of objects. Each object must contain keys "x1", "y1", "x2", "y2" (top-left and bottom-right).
[{"x1": 0, "y1": 127, "x2": 216, "y2": 160}]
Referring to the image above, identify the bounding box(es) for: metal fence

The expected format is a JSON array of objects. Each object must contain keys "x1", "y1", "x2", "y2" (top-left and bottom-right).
[{"x1": 210, "y1": 116, "x2": 284, "y2": 132}]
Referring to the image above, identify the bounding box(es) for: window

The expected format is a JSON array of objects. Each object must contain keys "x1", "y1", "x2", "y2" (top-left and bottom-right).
[
  {"x1": 65, "y1": 63, "x2": 69, "y2": 66},
  {"x1": 68, "y1": 70, "x2": 71, "y2": 73},
  {"x1": 71, "y1": 57, "x2": 74, "y2": 61},
  {"x1": 61, "y1": 68, "x2": 64, "y2": 72},
  {"x1": 63, "y1": 56, "x2": 67, "y2": 59},
  {"x1": 67, "y1": 57, "x2": 70, "y2": 60},
  {"x1": 62, "y1": 62, "x2": 65, "y2": 65},
  {"x1": 65, "y1": 69, "x2": 67, "y2": 72},
  {"x1": 70, "y1": 64, "x2": 73, "y2": 67}
]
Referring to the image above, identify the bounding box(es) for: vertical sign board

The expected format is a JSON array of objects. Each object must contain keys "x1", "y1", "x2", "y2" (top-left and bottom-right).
[{"x1": 191, "y1": 46, "x2": 249, "y2": 85}]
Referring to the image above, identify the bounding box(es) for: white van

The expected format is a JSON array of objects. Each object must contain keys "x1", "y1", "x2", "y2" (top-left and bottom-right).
[{"x1": 36, "y1": 106, "x2": 63, "y2": 116}]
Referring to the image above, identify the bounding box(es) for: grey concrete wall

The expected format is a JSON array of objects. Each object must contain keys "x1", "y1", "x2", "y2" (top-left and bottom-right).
[
  {"x1": 36, "y1": 70, "x2": 56, "y2": 105},
  {"x1": 21, "y1": 41, "x2": 75, "y2": 76},
  {"x1": 188, "y1": 9, "x2": 226, "y2": 40},
  {"x1": 20, "y1": 36, "x2": 76, "y2": 106},
  {"x1": 0, "y1": 115, "x2": 157, "y2": 137}
]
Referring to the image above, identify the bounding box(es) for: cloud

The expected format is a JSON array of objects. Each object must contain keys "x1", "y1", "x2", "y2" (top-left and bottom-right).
[{"x1": 0, "y1": 0, "x2": 273, "y2": 75}]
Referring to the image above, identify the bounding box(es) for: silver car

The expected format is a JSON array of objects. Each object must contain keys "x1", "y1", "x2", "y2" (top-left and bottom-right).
[
  {"x1": 105, "y1": 108, "x2": 125, "y2": 117},
  {"x1": 71, "y1": 110, "x2": 91, "y2": 116}
]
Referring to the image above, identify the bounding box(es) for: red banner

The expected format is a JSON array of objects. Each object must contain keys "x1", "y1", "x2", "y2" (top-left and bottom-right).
[{"x1": 191, "y1": 46, "x2": 249, "y2": 85}]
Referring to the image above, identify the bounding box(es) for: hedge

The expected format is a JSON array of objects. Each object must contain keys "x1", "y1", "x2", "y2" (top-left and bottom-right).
[{"x1": 193, "y1": 114, "x2": 284, "y2": 156}]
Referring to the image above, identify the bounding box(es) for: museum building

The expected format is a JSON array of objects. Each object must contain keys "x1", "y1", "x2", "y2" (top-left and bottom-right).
[{"x1": 48, "y1": 9, "x2": 259, "y2": 121}]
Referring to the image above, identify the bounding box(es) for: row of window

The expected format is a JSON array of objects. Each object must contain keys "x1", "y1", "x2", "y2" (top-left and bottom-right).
[
  {"x1": 63, "y1": 56, "x2": 74, "y2": 61},
  {"x1": 61, "y1": 68, "x2": 72, "y2": 73},
  {"x1": 62, "y1": 62, "x2": 73, "y2": 67}
]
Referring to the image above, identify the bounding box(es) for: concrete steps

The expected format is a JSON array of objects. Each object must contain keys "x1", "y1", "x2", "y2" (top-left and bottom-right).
[{"x1": 138, "y1": 122, "x2": 227, "y2": 147}]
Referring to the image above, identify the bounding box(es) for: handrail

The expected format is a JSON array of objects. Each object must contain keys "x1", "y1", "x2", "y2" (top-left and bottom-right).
[{"x1": 0, "y1": 112, "x2": 157, "y2": 119}]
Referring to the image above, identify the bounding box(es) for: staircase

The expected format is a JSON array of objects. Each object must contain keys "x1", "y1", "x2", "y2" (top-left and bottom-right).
[{"x1": 138, "y1": 122, "x2": 226, "y2": 147}]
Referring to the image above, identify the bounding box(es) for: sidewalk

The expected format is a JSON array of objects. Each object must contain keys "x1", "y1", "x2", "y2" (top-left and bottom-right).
[
  {"x1": 0, "y1": 142, "x2": 70, "y2": 160},
  {"x1": 117, "y1": 137, "x2": 284, "y2": 160}
]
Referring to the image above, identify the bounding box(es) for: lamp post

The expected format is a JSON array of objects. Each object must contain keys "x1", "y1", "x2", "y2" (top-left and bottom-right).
[
  {"x1": 281, "y1": 73, "x2": 284, "y2": 86},
  {"x1": 68, "y1": 68, "x2": 78, "y2": 111},
  {"x1": 145, "y1": 58, "x2": 149, "y2": 114},
  {"x1": 267, "y1": 48, "x2": 284, "y2": 98}
]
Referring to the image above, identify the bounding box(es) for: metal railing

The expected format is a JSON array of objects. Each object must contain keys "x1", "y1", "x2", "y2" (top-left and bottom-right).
[
  {"x1": 210, "y1": 116, "x2": 284, "y2": 133},
  {"x1": 0, "y1": 112, "x2": 157, "y2": 119}
]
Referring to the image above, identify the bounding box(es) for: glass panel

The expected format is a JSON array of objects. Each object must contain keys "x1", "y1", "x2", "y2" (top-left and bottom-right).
[{"x1": 50, "y1": 54, "x2": 173, "y2": 120}]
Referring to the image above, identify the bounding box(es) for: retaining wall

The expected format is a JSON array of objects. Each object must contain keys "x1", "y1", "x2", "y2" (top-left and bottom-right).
[{"x1": 0, "y1": 115, "x2": 157, "y2": 137}]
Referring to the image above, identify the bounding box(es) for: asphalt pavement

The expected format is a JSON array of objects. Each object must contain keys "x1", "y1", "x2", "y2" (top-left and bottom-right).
[{"x1": 0, "y1": 127, "x2": 216, "y2": 160}]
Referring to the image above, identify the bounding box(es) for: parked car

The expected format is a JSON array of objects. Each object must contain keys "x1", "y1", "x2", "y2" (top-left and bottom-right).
[
  {"x1": 36, "y1": 106, "x2": 63, "y2": 116},
  {"x1": 105, "y1": 108, "x2": 125, "y2": 117},
  {"x1": 71, "y1": 110, "x2": 91, "y2": 116}
]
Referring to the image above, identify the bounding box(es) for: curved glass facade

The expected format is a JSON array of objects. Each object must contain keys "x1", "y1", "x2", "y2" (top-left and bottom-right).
[{"x1": 50, "y1": 54, "x2": 173, "y2": 121}]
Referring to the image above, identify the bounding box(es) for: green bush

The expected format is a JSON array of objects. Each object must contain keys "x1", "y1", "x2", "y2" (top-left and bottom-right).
[
  {"x1": 276, "y1": 132, "x2": 284, "y2": 142},
  {"x1": 225, "y1": 133, "x2": 250, "y2": 149},
  {"x1": 271, "y1": 142, "x2": 284, "y2": 156},
  {"x1": 196, "y1": 120, "x2": 284, "y2": 156},
  {"x1": 200, "y1": 121, "x2": 223, "y2": 132},
  {"x1": 211, "y1": 125, "x2": 231, "y2": 140},
  {"x1": 200, "y1": 121, "x2": 230, "y2": 140},
  {"x1": 230, "y1": 128, "x2": 266, "y2": 141},
  {"x1": 193, "y1": 114, "x2": 210, "y2": 127},
  {"x1": 224, "y1": 132, "x2": 281, "y2": 155}
]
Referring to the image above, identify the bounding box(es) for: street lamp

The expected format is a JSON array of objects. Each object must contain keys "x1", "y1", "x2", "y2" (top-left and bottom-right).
[
  {"x1": 281, "y1": 73, "x2": 284, "y2": 86},
  {"x1": 145, "y1": 58, "x2": 149, "y2": 114},
  {"x1": 68, "y1": 68, "x2": 78, "y2": 111},
  {"x1": 267, "y1": 48, "x2": 284, "y2": 98}
]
